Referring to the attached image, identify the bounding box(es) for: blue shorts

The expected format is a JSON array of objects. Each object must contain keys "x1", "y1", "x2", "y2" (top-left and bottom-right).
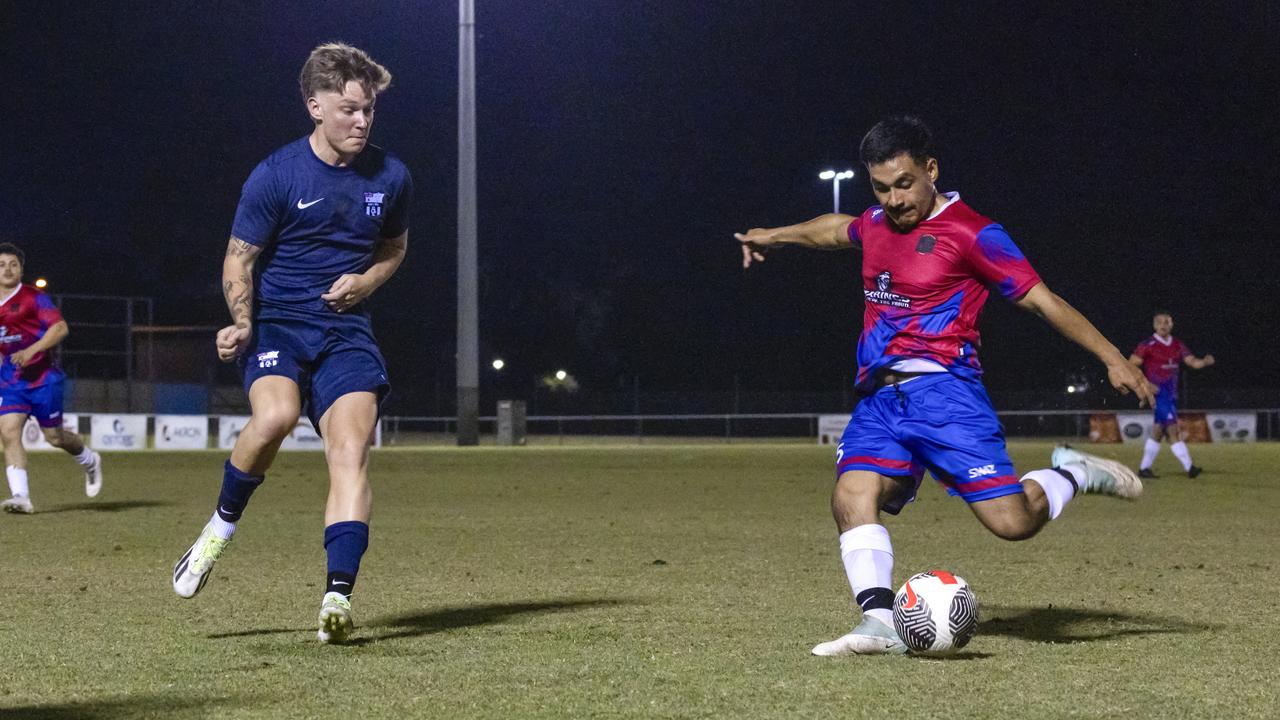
[
  {"x1": 241, "y1": 317, "x2": 390, "y2": 430},
  {"x1": 0, "y1": 379, "x2": 65, "y2": 427},
  {"x1": 835, "y1": 373, "x2": 1022, "y2": 514},
  {"x1": 1153, "y1": 391, "x2": 1178, "y2": 426}
]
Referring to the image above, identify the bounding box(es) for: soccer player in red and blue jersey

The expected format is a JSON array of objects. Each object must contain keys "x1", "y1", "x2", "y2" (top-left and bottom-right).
[
  {"x1": 1130, "y1": 311, "x2": 1215, "y2": 478},
  {"x1": 735, "y1": 116, "x2": 1153, "y2": 656},
  {"x1": 0, "y1": 243, "x2": 103, "y2": 514},
  {"x1": 170, "y1": 44, "x2": 411, "y2": 644}
]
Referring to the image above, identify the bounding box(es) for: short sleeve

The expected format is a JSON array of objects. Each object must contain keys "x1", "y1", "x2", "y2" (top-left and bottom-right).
[
  {"x1": 968, "y1": 224, "x2": 1041, "y2": 301},
  {"x1": 1133, "y1": 342, "x2": 1149, "y2": 361},
  {"x1": 35, "y1": 292, "x2": 64, "y2": 328},
  {"x1": 845, "y1": 215, "x2": 862, "y2": 249},
  {"x1": 1177, "y1": 339, "x2": 1193, "y2": 359},
  {"x1": 230, "y1": 162, "x2": 283, "y2": 247},
  {"x1": 380, "y1": 169, "x2": 413, "y2": 239}
]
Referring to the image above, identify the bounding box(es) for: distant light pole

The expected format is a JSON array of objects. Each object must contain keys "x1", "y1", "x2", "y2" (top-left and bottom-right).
[{"x1": 819, "y1": 169, "x2": 855, "y2": 214}]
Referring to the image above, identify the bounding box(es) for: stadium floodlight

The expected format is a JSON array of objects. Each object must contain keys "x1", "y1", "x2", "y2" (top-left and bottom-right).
[
  {"x1": 555, "y1": 370, "x2": 568, "y2": 381},
  {"x1": 34, "y1": 278, "x2": 48, "y2": 289},
  {"x1": 819, "y1": 169, "x2": 856, "y2": 213},
  {"x1": 491, "y1": 358, "x2": 505, "y2": 371},
  {"x1": 1066, "y1": 385, "x2": 1078, "y2": 394}
]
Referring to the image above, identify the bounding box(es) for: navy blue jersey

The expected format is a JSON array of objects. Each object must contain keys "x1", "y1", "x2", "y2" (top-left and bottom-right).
[{"x1": 231, "y1": 137, "x2": 412, "y2": 322}]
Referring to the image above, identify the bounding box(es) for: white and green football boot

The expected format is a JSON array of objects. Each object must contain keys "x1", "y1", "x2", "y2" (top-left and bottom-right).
[
  {"x1": 318, "y1": 592, "x2": 354, "y2": 644},
  {"x1": 172, "y1": 523, "x2": 231, "y2": 598},
  {"x1": 1052, "y1": 444, "x2": 1143, "y2": 499},
  {"x1": 811, "y1": 616, "x2": 908, "y2": 656}
]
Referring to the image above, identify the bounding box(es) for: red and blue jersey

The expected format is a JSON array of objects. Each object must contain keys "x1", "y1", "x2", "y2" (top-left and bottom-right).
[
  {"x1": 0, "y1": 284, "x2": 66, "y2": 390},
  {"x1": 1133, "y1": 334, "x2": 1191, "y2": 397},
  {"x1": 846, "y1": 193, "x2": 1042, "y2": 392}
]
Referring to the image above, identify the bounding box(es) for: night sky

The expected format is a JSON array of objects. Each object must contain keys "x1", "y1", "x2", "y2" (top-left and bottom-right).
[{"x1": 4, "y1": 2, "x2": 1278, "y2": 413}]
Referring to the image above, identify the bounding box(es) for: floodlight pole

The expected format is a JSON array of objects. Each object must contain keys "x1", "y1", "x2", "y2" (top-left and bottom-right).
[
  {"x1": 456, "y1": 0, "x2": 479, "y2": 445},
  {"x1": 820, "y1": 169, "x2": 855, "y2": 214}
]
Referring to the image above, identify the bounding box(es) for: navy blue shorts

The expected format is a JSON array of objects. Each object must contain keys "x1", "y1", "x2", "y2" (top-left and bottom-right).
[
  {"x1": 0, "y1": 379, "x2": 65, "y2": 427},
  {"x1": 1153, "y1": 391, "x2": 1178, "y2": 427},
  {"x1": 241, "y1": 317, "x2": 390, "y2": 430},
  {"x1": 835, "y1": 373, "x2": 1023, "y2": 514}
]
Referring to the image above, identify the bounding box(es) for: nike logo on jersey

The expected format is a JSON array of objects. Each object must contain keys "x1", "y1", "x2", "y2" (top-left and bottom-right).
[{"x1": 296, "y1": 198, "x2": 325, "y2": 209}]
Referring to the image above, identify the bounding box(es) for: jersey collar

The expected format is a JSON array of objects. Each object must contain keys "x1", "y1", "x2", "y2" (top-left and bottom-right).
[
  {"x1": 1151, "y1": 333, "x2": 1174, "y2": 346},
  {"x1": 0, "y1": 285, "x2": 21, "y2": 309},
  {"x1": 926, "y1": 192, "x2": 960, "y2": 221}
]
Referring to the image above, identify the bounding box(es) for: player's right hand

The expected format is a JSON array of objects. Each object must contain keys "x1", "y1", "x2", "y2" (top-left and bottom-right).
[
  {"x1": 734, "y1": 228, "x2": 777, "y2": 269},
  {"x1": 1108, "y1": 360, "x2": 1155, "y2": 408},
  {"x1": 216, "y1": 325, "x2": 252, "y2": 363}
]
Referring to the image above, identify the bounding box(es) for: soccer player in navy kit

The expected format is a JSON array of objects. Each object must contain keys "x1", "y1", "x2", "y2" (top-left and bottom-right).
[
  {"x1": 1130, "y1": 311, "x2": 1215, "y2": 478},
  {"x1": 0, "y1": 243, "x2": 104, "y2": 514},
  {"x1": 171, "y1": 44, "x2": 412, "y2": 644},
  {"x1": 736, "y1": 117, "x2": 1153, "y2": 655}
]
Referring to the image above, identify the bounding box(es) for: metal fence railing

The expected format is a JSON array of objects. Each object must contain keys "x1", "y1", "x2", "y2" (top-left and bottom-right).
[{"x1": 378, "y1": 409, "x2": 1280, "y2": 446}]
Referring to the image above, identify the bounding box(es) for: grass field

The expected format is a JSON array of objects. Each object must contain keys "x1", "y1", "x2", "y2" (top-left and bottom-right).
[{"x1": 3, "y1": 441, "x2": 1279, "y2": 719}]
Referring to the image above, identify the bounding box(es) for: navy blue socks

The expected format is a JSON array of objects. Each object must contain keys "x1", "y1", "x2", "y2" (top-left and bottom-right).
[{"x1": 324, "y1": 520, "x2": 369, "y2": 598}]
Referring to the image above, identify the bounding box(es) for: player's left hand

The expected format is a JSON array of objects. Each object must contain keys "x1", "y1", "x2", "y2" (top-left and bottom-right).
[
  {"x1": 1107, "y1": 360, "x2": 1155, "y2": 408},
  {"x1": 9, "y1": 348, "x2": 35, "y2": 369},
  {"x1": 322, "y1": 274, "x2": 374, "y2": 313}
]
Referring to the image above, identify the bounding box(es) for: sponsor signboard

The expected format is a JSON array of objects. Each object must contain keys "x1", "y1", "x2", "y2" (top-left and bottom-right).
[
  {"x1": 155, "y1": 415, "x2": 209, "y2": 450},
  {"x1": 90, "y1": 414, "x2": 148, "y2": 450}
]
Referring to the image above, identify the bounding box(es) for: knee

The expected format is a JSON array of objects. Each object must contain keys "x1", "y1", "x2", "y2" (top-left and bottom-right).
[
  {"x1": 252, "y1": 408, "x2": 300, "y2": 442},
  {"x1": 42, "y1": 429, "x2": 68, "y2": 448},
  {"x1": 325, "y1": 435, "x2": 369, "y2": 469},
  {"x1": 986, "y1": 517, "x2": 1041, "y2": 542}
]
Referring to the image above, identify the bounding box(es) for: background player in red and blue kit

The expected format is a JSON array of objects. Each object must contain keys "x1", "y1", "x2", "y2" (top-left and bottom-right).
[
  {"x1": 0, "y1": 243, "x2": 103, "y2": 514},
  {"x1": 735, "y1": 116, "x2": 1153, "y2": 656},
  {"x1": 170, "y1": 44, "x2": 412, "y2": 644},
  {"x1": 1130, "y1": 311, "x2": 1215, "y2": 478}
]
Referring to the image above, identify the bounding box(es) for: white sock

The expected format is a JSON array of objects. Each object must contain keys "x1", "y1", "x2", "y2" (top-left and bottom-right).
[
  {"x1": 6, "y1": 466, "x2": 30, "y2": 498},
  {"x1": 209, "y1": 512, "x2": 237, "y2": 540},
  {"x1": 73, "y1": 447, "x2": 96, "y2": 467},
  {"x1": 1139, "y1": 438, "x2": 1161, "y2": 470},
  {"x1": 1170, "y1": 442, "x2": 1193, "y2": 471},
  {"x1": 838, "y1": 524, "x2": 895, "y2": 626},
  {"x1": 1024, "y1": 467, "x2": 1077, "y2": 520}
]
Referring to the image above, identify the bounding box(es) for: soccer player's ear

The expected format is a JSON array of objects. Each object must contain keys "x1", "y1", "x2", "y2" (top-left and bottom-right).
[{"x1": 307, "y1": 97, "x2": 323, "y2": 124}]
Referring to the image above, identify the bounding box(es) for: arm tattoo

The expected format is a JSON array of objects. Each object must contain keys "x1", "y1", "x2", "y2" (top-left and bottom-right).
[{"x1": 223, "y1": 236, "x2": 260, "y2": 327}]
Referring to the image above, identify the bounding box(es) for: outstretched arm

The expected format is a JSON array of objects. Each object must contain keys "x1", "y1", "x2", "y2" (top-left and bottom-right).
[
  {"x1": 217, "y1": 236, "x2": 261, "y2": 362},
  {"x1": 1016, "y1": 282, "x2": 1155, "y2": 407},
  {"x1": 734, "y1": 213, "x2": 856, "y2": 269},
  {"x1": 321, "y1": 231, "x2": 408, "y2": 313},
  {"x1": 1184, "y1": 353, "x2": 1215, "y2": 369}
]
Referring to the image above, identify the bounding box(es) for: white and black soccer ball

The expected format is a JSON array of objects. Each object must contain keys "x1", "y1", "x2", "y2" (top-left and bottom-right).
[{"x1": 893, "y1": 570, "x2": 979, "y2": 655}]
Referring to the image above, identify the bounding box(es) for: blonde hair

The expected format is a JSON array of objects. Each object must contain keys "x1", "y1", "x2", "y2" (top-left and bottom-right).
[{"x1": 299, "y1": 42, "x2": 391, "y2": 100}]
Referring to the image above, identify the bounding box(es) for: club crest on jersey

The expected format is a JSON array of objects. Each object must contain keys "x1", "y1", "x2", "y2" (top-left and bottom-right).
[
  {"x1": 865, "y1": 271, "x2": 911, "y2": 308},
  {"x1": 916, "y1": 235, "x2": 937, "y2": 254},
  {"x1": 364, "y1": 192, "x2": 385, "y2": 218}
]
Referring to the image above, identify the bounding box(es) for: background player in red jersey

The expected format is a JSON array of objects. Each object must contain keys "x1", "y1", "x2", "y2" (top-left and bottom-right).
[
  {"x1": 735, "y1": 116, "x2": 1153, "y2": 656},
  {"x1": 1130, "y1": 311, "x2": 1215, "y2": 478},
  {"x1": 0, "y1": 243, "x2": 103, "y2": 513}
]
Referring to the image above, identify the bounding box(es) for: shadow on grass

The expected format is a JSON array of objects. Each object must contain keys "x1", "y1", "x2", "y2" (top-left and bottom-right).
[
  {"x1": 207, "y1": 598, "x2": 631, "y2": 642},
  {"x1": 40, "y1": 500, "x2": 172, "y2": 514},
  {"x1": 980, "y1": 604, "x2": 1212, "y2": 643},
  {"x1": 0, "y1": 694, "x2": 232, "y2": 719}
]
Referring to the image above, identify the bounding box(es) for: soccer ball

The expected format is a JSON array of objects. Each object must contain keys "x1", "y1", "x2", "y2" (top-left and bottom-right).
[{"x1": 893, "y1": 570, "x2": 979, "y2": 655}]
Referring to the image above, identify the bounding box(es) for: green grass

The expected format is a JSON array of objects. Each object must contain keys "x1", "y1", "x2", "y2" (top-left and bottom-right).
[{"x1": 3, "y1": 442, "x2": 1279, "y2": 719}]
